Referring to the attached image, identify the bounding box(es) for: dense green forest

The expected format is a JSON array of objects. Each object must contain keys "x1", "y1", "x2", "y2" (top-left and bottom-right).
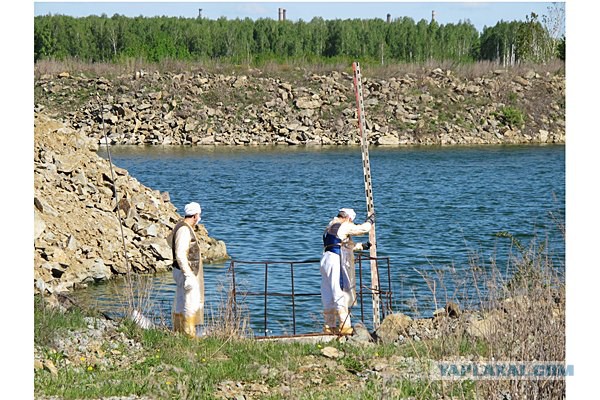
[{"x1": 34, "y1": 12, "x2": 565, "y2": 65}]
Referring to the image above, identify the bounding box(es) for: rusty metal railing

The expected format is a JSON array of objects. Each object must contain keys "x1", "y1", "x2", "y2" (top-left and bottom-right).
[
  {"x1": 228, "y1": 254, "x2": 393, "y2": 337},
  {"x1": 355, "y1": 253, "x2": 394, "y2": 323}
]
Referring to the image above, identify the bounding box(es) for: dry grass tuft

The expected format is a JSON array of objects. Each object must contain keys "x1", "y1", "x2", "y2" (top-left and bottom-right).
[
  {"x1": 415, "y1": 232, "x2": 566, "y2": 399},
  {"x1": 35, "y1": 58, "x2": 564, "y2": 81},
  {"x1": 204, "y1": 277, "x2": 252, "y2": 340}
]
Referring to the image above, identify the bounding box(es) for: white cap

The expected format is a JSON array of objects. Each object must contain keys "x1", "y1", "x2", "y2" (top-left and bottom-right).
[
  {"x1": 339, "y1": 208, "x2": 356, "y2": 222},
  {"x1": 184, "y1": 202, "x2": 202, "y2": 219}
]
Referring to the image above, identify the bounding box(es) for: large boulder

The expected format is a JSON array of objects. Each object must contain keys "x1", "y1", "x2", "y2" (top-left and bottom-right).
[
  {"x1": 377, "y1": 134, "x2": 400, "y2": 145},
  {"x1": 374, "y1": 313, "x2": 413, "y2": 344},
  {"x1": 466, "y1": 310, "x2": 504, "y2": 339}
]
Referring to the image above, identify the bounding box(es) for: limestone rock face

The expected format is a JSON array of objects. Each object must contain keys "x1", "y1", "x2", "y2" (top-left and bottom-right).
[
  {"x1": 35, "y1": 67, "x2": 565, "y2": 147},
  {"x1": 34, "y1": 113, "x2": 228, "y2": 294}
]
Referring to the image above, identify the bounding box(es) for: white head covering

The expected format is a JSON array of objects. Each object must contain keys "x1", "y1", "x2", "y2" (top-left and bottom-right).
[
  {"x1": 184, "y1": 202, "x2": 202, "y2": 220},
  {"x1": 339, "y1": 208, "x2": 356, "y2": 222}
]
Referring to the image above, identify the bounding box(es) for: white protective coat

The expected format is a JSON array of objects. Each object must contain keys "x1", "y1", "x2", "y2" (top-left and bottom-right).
[
  {"x1": 169, "y1": 220, "x2": 204, "y2": 337},
  {"x1": 320, "y1": 217, "x2": 371, "y2": 329}
]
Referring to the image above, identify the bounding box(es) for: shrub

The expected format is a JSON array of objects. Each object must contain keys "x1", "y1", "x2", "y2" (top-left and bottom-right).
[{"x1": 496, "y1": 105, "x2": 525, "y2": 128}]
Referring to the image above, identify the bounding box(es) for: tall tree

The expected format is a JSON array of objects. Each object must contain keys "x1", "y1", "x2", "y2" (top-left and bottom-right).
[{"x1": 541, "y1": 2, "x2": 566, "y2": 59}]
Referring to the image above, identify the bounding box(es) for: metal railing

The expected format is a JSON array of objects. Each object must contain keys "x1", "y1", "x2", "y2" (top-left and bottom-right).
[
  {"x1": 228, "y1": 254, "x2": 394, "y2": 337},
  {"x1": 355, "y1": 253, "x2": 394, "y2": 324}
]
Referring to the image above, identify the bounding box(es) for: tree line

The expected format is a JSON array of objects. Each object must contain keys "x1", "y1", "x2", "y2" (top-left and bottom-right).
[{"x1": 34, "y1": 13, "x2": 565, "y2": 65}]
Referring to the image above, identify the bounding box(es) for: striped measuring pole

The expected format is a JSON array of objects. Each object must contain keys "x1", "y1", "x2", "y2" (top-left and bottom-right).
[{"x1": 352, "y1": 61, "x2": 381, "y2": 329}]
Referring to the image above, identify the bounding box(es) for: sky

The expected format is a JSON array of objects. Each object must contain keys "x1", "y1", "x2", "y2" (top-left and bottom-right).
[{"x1": 33, "y1": 1, "x2": 563, "y2": 34}]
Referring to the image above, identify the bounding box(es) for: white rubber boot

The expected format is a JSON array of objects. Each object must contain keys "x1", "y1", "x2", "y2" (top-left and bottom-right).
[{"x1": 338, "y1": 307, "x2": 353, "y2": 336}]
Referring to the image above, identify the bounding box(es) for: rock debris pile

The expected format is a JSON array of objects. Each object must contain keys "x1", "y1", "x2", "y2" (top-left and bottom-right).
[{"x1": 34, "y1": 112, "x2": 228, "y2": 295}]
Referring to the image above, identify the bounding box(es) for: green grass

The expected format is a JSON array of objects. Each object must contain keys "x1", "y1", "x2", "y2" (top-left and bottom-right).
[
  {"x1": 34, "y1": 296, "x2": 88, "y2": 347},
  {"x1": 35, "y1": 298, "x2": 326, "y2": 398},
  {"x1": 36, "y1": 299, "x2": 463, "y2": 399},
  {"x1": 35, "y1": 292, "x2": 561, "y2": 399}
]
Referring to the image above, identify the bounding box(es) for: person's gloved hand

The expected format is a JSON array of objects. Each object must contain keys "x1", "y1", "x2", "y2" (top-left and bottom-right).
[
  {"x1": 367, "y1": 213, "x2": 375, "y2": 225},
  {"x1": 184, "y1": 275, "x2": 195, "y2": 291},
  {"x1": 362, "y1": 241, "x2": 372, "y2": 250}
]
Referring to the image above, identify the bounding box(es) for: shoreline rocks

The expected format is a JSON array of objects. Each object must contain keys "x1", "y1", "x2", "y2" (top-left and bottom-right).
[{"x1": 34, "y1": 66, "x2": 565, "y2": 147}]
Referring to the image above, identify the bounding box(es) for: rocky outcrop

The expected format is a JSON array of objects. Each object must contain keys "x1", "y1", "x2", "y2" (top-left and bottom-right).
[
  {"x1": 34, "y1": 113, "x2": 228, "y2": 294},
  {"x1": 34, "y1": 66, "x2": 565, "y2": 147}
]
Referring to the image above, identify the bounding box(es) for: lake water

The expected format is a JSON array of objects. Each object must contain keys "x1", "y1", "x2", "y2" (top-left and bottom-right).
[{"x1": 77, "y1": 145, "x2": 565, "y2": 336}]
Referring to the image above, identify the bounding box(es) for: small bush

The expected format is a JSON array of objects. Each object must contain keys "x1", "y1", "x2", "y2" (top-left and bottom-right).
[{"x1": 496, "y1": 105, "x2": 525, "y2": 128}]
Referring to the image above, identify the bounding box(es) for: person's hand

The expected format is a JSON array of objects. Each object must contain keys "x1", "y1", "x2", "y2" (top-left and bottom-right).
[
  {"x1": 362, "y1": 241, "x2": 372, "y2": 250},
  {"x1": 184, "y1": 276, "x2": 195, "y2": 291},
  {"x1": 367, "y1": 213, "x2": 375, "y2": 225}
]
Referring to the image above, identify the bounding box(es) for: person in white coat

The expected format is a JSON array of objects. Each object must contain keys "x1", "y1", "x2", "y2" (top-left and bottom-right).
[
  {"x1": 168, "y1": 202, "x2": 205, "y2": 338},
  {"x1": 320, "y1": 208, "x2": 375, "y2": 335}
]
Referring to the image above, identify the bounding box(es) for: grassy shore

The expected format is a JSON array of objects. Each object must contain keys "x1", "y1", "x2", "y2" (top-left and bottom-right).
[
  {"x1": 34, "y1": 234, "x2": 565, "y2": 399},
  {"x1": 34, "y1": 298, "x2": 484, "y2": 399}
]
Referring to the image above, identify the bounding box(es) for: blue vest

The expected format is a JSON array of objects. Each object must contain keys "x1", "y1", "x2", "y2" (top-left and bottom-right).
[{"x1": 323, "y1": 223, "x2": 342, "y2": 255}]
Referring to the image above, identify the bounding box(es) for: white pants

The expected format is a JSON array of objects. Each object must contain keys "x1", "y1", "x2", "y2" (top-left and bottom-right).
[
  {"x1": 320, "y1": 251, "x2": 354, "y2": 331},
  {"x1": 320, "y1": 251, "x2": 349, "y2": 311},
  {"x1": 172, "y1": 268, "x2": 203, "y2": 336}
]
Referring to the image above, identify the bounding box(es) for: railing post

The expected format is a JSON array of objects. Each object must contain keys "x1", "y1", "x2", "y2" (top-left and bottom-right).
[
  {"x1": 290, "y1": 262, "x2": 296, "y2": 335},
  {"x1": 264, "y1": 262, "x2": 268, "y2": 336},
  {"x1": 230, "y1": 261, "x2": 237, "y2": 315},
  {"x1": 358, "y1": 253, "x2": 365, "y2": 324}
]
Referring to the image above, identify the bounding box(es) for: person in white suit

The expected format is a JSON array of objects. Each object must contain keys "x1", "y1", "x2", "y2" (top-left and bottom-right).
[
  {"x1": 169, "y1": 202, "x2": 205, "y2": 338},
  {"x1": 320, "y1": 208, "x2": 374, "y2": 335}
]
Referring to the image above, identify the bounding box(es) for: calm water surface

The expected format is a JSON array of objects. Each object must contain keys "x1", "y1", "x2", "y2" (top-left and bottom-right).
[{"x1": 77, "y1": 145, "x2": 565, "y2": 335}]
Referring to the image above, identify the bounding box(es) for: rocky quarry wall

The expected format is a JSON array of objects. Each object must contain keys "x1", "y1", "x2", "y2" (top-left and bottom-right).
[
  {"x1": 34, "y1": 113, "x2": 228, "y2": 295},
  {"x1": 35, "y1": 66, "x2": 565, "y2": 146}
]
